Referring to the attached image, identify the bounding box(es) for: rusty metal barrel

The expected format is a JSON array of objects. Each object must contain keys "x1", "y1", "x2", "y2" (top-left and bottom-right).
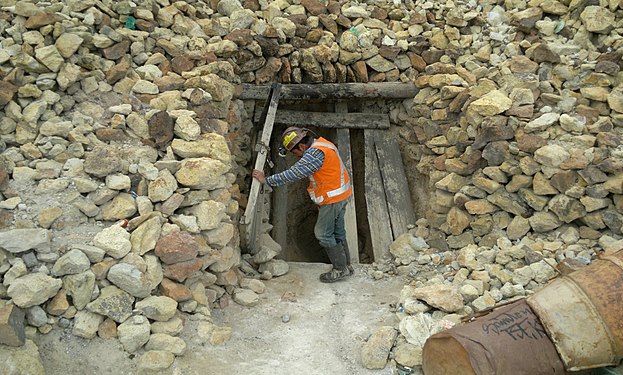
[
  {"x1": 422, "y1": 299, "x2": 567, "y2": 375},
  {"x1": 527, "y1": 251, "x2": 623, "y2": 371}
]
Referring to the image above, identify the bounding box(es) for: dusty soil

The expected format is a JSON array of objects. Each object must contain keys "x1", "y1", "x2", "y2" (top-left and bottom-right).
[{"x1": 35, "y1": 262, "x2": 408, "y2": 375}]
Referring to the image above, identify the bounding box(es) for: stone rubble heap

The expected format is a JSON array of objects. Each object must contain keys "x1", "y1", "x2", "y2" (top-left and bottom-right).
[
  {"x1": 357, "y1": 0, "x2": 623, "y2": 372},
  {"x1": 0, "y1": 0, "x2": 620, "y2": 372}
]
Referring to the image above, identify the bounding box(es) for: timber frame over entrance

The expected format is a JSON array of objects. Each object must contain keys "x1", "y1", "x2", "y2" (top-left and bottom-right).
[{"x1": 241, "y1": 82, "x2": 419, "y2": 264}]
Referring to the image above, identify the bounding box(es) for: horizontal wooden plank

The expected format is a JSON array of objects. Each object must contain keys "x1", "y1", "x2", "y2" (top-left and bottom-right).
[
  {"x1": 238, "y1": 82, "x2": 418, "y2": 100},
  {"x1": 253, "y1": 110, "x2": 390, "y2": 129}
]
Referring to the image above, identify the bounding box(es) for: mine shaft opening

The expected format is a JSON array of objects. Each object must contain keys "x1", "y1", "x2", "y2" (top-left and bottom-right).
[
  {"x1": 269, "y1": 121, "x2": 374, "y2": 265},
  {"x1": 260, "y1": 99, "x2": 389, "y2": 266}
]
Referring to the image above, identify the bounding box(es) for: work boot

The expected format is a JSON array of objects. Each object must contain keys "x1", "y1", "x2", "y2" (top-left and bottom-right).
[
  {"x1": 320, "y1": 243, "x2": 349, "y2": 283},
  {"x1": 341, "y1": 240, "x2": 355, "y2": 276}
]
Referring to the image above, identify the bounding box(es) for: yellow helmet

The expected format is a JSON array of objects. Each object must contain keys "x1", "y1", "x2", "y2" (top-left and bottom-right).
[{"x1": 281, "y1": 127, "x2": 308, "y2": 151}]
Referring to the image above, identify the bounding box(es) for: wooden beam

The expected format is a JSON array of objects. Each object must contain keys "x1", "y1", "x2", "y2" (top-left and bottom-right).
[
  {"x1": 253, "y1": 110, "x2": 390, "y2": 129},
  {"x1": 238, "y1": 82, "x2": 418, "y2": 100},
  {"x1": 242, "y1": 83, "x2": 281, "y2": 229},
  {"x1": 364, "y1": 129, "x2": 393, "y2": 263},
  {"x1": 374, "y1": 130, "x2": 416, "y2": 240},
  {"x1": 335, "y1": 101, "x2": 359, "y2": 265}
]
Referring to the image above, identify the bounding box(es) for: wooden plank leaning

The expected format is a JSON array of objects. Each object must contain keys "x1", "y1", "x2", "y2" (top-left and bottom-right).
[
  {"x1": 373, "y1": 130, "x2": 416, "y2": 240},
  {"x1": 241, "y1": 83, "x2": 282, "y2": 253},
  {"x1": 335, "y1": 101, "x2": 359, "y2": 265},
  {"x1": 364, "y1": 129, "x2": 394, "y2": 263}
]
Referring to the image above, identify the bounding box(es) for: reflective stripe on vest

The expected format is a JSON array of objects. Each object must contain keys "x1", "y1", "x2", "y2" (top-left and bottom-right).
[{"x1": 307, "y1": 139, "x2": 352, "y2": 205}]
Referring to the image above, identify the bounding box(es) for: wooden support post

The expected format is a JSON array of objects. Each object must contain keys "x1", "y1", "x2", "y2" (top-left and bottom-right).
[
  {"x1": 271, "y1": 136, "x2": 288, "y2": 255},
  {"x1": 335, "y1": 101, "x2": 359, "y2": 265},
  {"x1": 364, "y1": 129, "x2": 393, "y2": 263},
  {"x1": 373, "y1": 130, "x2": 416, "y2": 239},
  {"x1": 253, "y1": 110, "x2": 390, "y2": 129},
  {"x1": 241, "y1": 83, "x2": 281, "y2": 253}
]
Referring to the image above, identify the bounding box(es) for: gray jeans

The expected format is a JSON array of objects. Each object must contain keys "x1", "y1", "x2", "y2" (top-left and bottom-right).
[{"x1": 313, "y1": 199, "x2": 348, "y2": 248}]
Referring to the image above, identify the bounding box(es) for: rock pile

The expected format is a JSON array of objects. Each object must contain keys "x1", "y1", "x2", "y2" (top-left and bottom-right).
[
  {"x1": 356, "y1": 0, "x2": 623, "y2": 372},
  {"x1": 0, "y1": 0, "x2": 621, "y2": 372}
]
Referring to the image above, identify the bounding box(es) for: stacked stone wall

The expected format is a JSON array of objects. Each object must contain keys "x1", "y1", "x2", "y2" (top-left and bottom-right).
[{"x1": 0, "y1": 0, "x2": 622, "y2": 371}]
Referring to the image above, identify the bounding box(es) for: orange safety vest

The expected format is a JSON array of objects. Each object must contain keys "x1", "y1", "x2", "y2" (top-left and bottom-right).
[{"x1": 307, "y1": 137, "x2": 352, "y2": 205}]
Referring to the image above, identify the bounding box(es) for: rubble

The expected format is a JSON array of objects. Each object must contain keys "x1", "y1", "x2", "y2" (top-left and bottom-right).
[{"x1": 0, "y1": 0, "x2": 621, "y2": 372}]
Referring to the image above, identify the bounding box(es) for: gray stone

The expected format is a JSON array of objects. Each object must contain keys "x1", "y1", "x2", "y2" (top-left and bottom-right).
[
  {"x1": 107, "y1": 263, "x2": 152, "y2": 298},
  {"x1": 233, "y1": 288, "x2": 259, "y2": 306},
  {"x1": 361, "y1": 326, "x2": 397, "y2": 370},
  {"x1": 52, "y1": 249, "x2": 90, "y2": 277},
  {"x1": 135, "y1": 296, "x2": 178, "y2": 322},
  {"x1": 63, "y1": 271, "x2": 96, "y2": 310},
  {"x1": 86, "y1": 285, "x2": 134, "y2": 323},
  {"x1": 257, "y1": 259, "x2": 289, "y2": 277},
  {"x1": 0, "y1": 303, "x2": 25, "y2": 347},
  {"x1": 0, "y1": 229, "x2": 50, "y2": 254},
  {"x1": 148, "y1": 169, "x2": 178, "y2": 202},
  {"x1": 7, "y1": 273, "x2": 62, "y2": 308},
  {"x1": 145, "y1": 333, "x2": 187, "y2": 355},
  {"x1": 72, "y1": 310, "x2": 104, "y2": 339},
  {"x1": 117, "y1": 315, "x2": 151, "y2": 353}
]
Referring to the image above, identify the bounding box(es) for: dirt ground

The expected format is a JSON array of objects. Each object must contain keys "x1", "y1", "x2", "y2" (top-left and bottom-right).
[{"x1": 35, "y1": 262, "x2": 409, "y2": 375}]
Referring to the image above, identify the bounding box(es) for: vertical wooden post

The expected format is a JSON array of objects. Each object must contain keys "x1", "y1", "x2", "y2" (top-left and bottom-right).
[
  {"x1": 335, "y1": 101, "x2": 359, "y2": 264},
  {"x1": 241, "y1": 83, "x2": 281, "y2": 253},
  {"x1": 364, "y1": 129, "x2": 393, "y2": 262}
]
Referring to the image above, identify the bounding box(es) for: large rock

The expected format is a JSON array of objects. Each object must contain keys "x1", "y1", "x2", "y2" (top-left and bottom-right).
[
  {"x1": 154, "y1": 231, "x2": 199, "y2": 264},
  {"x1": 86, "y1": 285, "x2": 135, "y2": 323},
  {"x1": 403, "y1": 285, "x2": 464, "y2": 313},
  {"x1": 361, "y1": 326, "x2": 397, "y2": 369},
  {"x1": 93, "y1": 225, "x2": 132, "y2": 259},
  {"x1": 117, "y1": 315, "x2": 151, "y2": 353},
  {"x1": 175, "y1": 158, "x2": 230, "y2": 190},
  {"x1": 135, "y1": 296, "x2": 178, "y2": 322},
  {"x1": 7, "y1": 273, "x2": 62, "y2": 308},
  {"x1": 0, "y1": 229, "x2": 50, "y2": 254},
  {"x1": 0, "y1": 303, "x2": 25, "y2": 347},
  {"x1": 107, "y1": 263, "x2": 153, "y2": 298}
]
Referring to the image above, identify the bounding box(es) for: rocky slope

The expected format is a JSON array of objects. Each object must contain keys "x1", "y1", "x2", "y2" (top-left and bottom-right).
[{"x1": 0, "y1": 0, "x2": 622, "y2": 373}]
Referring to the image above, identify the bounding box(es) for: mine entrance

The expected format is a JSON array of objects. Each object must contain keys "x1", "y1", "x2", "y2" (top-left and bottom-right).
[{"x1": 241, "y1": 83, "x2": 418, "y2": 265}]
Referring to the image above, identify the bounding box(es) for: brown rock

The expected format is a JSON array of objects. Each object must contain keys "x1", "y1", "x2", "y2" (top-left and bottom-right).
[
  {"x1": 224, "y1": 29, "x2": 254, "y2": 46},
  {"x1": 25, "y1": 12, "x2": 61, "y2": 29},
  {"x1": 154, "y1": 75, "x2": 185, "y2": 91},
  {"x1": 159, "y1": 278, "x2": 192, "y2": 302},
  {"x1": 98, "y1": 318, "x2": 118, "y2": 339},
  {"x1": 171, "y1": 55, "x2": 194, "y2": 74},
  {"x1": 163, "y1": 258, "x2": 204, "y2": 282},
  {"x1": 335, "y1": 14, "x2": 351, "y2": 28},
  {"x1": 472, "y1": 120, "x2": 514, "y2": 150},
  {"x1": 155, "y1": 231, "x2": 199, "y2": 264},
  {"x1": 0, "y1": 81, "x2": 17, "y2": 106},
  {"x1": 0, "y1": 162, "x2": 9, "y2": 191},
  {"x1": 318, "y1": 14, "x2": 338, "y2": 34},
  {"x1": 47, "y1": 290, "x2": 70, "y2": 316},
  {"x1": 135, "y1": 19, "x2": 156, "y2": 32},
  {"x1": 301, "y1": 0, "x2": 327, "y2": 15},
  {"x1": 352, "y1": 61, "x2": 368, "y2": 82},
  {"x1": 0, "y1": 303, "x2": 25, "y2": 347},
  {"x1": 516, "y1": 129, "x2": 547, "y2": 153},
  {"x1": 505, "y1": 105, "x2": 534, "y2": 118},
  {"x1": 255, "y1": 57, "x2": 282, "y2": 84},
  {"x1": 550, "y1": 171, "x2": 579, "y2": 193},
  {"x1": 96, "y1": 128, "x2": 126, "y2": 142},
  {"x1": 148, "y1": 111, "x2": 174, "y2": 149},
  {"x1": 105, "y1": 57, "x2": 130, "y2": 84},
  {"x1": 103, "y1": 40, "x2": 131, "y2": 60}
]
